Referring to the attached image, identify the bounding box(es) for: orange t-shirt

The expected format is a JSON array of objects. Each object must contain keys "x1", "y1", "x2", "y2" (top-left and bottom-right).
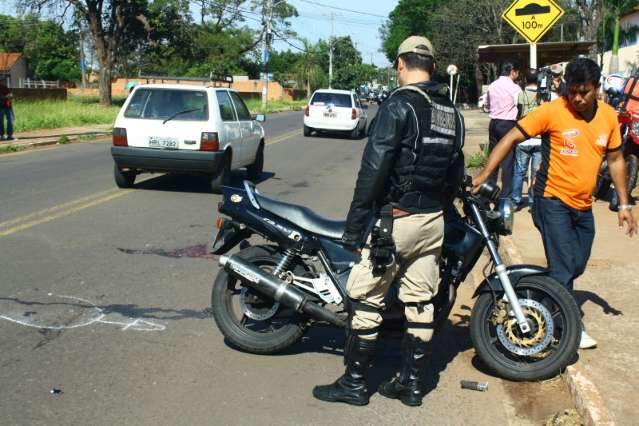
[{"x1": 517, "y1": 97, "x2": 622, "y2": 210}]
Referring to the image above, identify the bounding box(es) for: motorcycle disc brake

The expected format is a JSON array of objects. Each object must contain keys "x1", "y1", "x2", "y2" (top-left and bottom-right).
[
  {"x1": 495, "y1": 299, "x2": 554, "y2": 356},
  {"x1": 239, "y1": 287, "x2": 280, "y2": 321}
]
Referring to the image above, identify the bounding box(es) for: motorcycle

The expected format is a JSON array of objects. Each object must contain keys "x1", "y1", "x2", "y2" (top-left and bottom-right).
[
  {"x1": 594, "y1": 76, "x2": 639, "y2": 208},
  {"x1": 210, "y1": 178, "x2": 580, "y2": 381}
]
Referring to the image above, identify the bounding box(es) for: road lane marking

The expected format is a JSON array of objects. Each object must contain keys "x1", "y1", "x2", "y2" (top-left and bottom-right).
[
  {"x1": 0, "y1": 190, "x2": 133, "y2": 237},
  {"x1": 266, "y1": 129, "x2": 302, "y2": 146},
  {"x1": 1, "y1": 129, "x2": 301, "y2": 237},
  {"x1": 0, "y1": 189, "x2": 118, "y2": 229}
]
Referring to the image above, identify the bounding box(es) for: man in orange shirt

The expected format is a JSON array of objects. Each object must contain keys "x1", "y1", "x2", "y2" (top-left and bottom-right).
[{"x1": 473, "y1": 58, "x2": 637, "y2": 349}]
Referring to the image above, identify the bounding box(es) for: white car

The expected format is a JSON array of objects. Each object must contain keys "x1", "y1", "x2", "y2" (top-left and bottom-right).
[
  {"x1": 111, "y1": 84, "x2": 265, "y2": 191},
  {"x1": 303, "y1": 89, "x2": 367, "y2": 139}
]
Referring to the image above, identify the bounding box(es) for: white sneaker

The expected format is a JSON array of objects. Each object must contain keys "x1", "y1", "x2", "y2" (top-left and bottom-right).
[{"x1": 579, "y1": 331, "x2": 597, "y2": 349}]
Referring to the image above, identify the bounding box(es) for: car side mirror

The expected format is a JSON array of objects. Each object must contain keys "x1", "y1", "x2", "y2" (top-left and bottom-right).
[{"x1": 253, "y1": 114, "x2": 266, "y2": 122}]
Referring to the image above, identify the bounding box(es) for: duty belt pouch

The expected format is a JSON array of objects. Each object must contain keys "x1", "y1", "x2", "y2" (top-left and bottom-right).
[{"x1": 369, "y1": 204, "x2": 396, "y2": 276}]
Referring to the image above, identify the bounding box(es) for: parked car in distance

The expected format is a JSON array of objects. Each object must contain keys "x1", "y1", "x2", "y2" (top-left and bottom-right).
[
  {"x1": 111, "y1": 84, "x2": 265, "y2": 192},
  {"x1": 303, "y1": 89, "x2": 367, "y2": 139}
]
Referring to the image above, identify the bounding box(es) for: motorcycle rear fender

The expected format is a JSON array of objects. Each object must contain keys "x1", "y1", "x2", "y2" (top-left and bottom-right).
[
  {"x1": 472, "y1": 264, "x2": 548, "y2": 298},
  {"x1": 210, "y1": 220, "x2": 253, "y2": 255}
]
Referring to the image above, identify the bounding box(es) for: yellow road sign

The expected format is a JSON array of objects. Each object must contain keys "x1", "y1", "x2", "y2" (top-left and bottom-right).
[{"x1": 502, "y1": 0, "x2": 564, "y2": 43}]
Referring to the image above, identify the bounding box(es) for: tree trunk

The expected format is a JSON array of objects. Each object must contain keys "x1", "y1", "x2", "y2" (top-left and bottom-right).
[
  {"x1": 306, "y1": 77, "x2": 311, "y2": 98},
  {"x1": 99, "y1": 64, "x2": 113, "y2": 106},
  {"x1": 609, "y1": 15, "x2": 621, "y2": 73}
]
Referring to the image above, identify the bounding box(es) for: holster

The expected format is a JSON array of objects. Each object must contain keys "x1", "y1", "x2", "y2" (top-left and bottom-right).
[{"x1": 369, "y1": 204, "x2": 396, "y2": 276}]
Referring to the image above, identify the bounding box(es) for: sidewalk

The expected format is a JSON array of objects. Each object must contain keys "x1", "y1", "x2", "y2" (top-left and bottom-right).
[
  {"x1": 461, "y1": 109, "x2": 631, "y2": 425},
  {"x1": 507, "y1": 202, "x2": 635, "y2": 425},
  {"x1": 3, "y1": 124, "x2": 113, "y2": 149}
]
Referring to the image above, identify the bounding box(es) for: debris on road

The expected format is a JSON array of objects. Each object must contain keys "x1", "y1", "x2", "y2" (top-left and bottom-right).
[
  {"x1": 461, "y1": 380, "x2": 488, "y2": 392},
  {"x1": 49, "y1": 388, "x2": 63, "y2": 395}
]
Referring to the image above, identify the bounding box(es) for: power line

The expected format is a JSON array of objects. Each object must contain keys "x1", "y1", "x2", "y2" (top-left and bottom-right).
[{"x1": 294, "y1": 0, "x2": 387, "y2": 18}]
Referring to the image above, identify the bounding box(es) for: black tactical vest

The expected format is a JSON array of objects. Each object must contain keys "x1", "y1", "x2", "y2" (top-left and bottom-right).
[{"x1": 386, "y1": 84, "x2": 463, "y2": 212}]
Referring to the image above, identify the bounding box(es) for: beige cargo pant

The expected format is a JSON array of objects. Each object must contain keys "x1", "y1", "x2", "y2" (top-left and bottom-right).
[{"x1": 347, "y1": 211, "x2": 444, "y2": 342}]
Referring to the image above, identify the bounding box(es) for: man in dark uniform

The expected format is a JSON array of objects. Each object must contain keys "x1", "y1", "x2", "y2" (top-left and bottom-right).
[{"x1": 312, "y1": 35, "x2": 464, "y2": 407}]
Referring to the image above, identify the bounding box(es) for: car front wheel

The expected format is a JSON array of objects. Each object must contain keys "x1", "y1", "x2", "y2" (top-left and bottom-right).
[{"x1": 246, "y1": 143, "x2": 264, "y2": 182}]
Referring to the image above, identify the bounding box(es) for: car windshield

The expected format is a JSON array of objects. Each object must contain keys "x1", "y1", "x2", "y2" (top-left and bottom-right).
[
  {"x1": 124, "y1": 88, "x2": 208, "y2": 121},
  {"x1": 310, "y1": 92, "x2": 352, "y2": 108}
]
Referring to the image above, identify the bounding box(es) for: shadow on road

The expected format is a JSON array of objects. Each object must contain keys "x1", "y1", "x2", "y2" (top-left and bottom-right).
[
  {"x1": 133, "y1": 171, "x2": 276, "y2": 194},
  {"x1": 221, "y1": 307, "x2": 474, "y2": 397}
]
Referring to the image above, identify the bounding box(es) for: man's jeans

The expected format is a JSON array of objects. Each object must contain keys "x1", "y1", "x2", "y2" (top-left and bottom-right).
[
  {"x1": 0, "y1": 107, "x2": 14, "y2": 138},
  {"x1": 512, "y1": 144, "x2": 541, "y2": 207},
  {"x1": 533, "y1": 197, "x2": 595, "y2": 291},
  {"x1": 488, "y1": 119, "x2": 516, "y2": 199}
]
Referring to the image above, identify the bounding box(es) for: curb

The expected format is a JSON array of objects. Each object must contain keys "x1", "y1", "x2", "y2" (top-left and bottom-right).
[
  {"x1": 500, "y1": 236, "x2": 615, "y2": 426},
  {"x1": 2, "y1": 132, "x2": 111, "y2": 153}
]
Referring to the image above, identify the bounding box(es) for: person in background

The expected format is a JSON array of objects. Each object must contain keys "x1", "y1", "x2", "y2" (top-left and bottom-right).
[
  {"x1": 0, "y1": 82, "x2": 14, "y2": 141},
  {"x1": 485, "y1": 62, "x2": 522, "y2": 200},
  {"x1": 473, "y1": 57, "x2": 637, "y2": 350},
  {"x1": 550, "y1": 63, "x2": 567, "y2": 98},
  {"x1": 512, "y1": 68, "x2": 542, "y2": 212}
]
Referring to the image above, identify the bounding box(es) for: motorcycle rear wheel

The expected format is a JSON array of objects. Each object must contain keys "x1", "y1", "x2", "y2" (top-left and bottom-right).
[
  {"x1": 470, "y1": 275, "x2": 580, "y2": 381},
  {"x1": 211, "y1": 245, "x2": 307, "y2": 354}
]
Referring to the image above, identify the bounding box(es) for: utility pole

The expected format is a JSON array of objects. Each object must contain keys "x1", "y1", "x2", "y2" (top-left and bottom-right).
[
  {"x1": 261, "y1": 0, "x2": 274, "y2": 112},
  {"x1": 329, "y1": 12, "x2": 334, "y2": 89},
  {"x1": 80, "y1": 28, "x2": 87, "y2": 89}
]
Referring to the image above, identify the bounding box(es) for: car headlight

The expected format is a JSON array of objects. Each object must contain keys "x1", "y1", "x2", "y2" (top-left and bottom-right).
[
  {"x1": 632, "y1": 120, "x2": 639, "y2": 136},
  {"x1": 497, "y1": 199, "x2": 514, "y2": 235}
]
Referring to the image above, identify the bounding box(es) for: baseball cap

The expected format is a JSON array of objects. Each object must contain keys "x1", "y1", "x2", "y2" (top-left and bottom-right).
[
  {"x1": 396, "y1": 36, "x2": 435, "y2": 60},
  {"x1": 550, "y1": 63, "x2": 563, "y2": 75}
]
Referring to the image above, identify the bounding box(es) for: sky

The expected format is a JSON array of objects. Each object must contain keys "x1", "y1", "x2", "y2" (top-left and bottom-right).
[
  {"x1": 0, "y1": 0, "x2": 399, "y2": 67},
  {"x1": 277, "y1": 0, "x2": 398, "y2": 67}
]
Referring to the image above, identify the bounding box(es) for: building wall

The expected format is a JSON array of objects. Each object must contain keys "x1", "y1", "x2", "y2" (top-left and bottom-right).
[
  {"x1": 600, "y1": 45, "x2": 639, "y2": 75},
  {"x1": 8, "y1": 57, "x2": 27, "y2": 88}
]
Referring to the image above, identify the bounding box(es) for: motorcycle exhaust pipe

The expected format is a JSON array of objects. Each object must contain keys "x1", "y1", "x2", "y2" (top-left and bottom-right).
[{"x1": 219, "y1": 255, "x2": 345, "y2": 328}]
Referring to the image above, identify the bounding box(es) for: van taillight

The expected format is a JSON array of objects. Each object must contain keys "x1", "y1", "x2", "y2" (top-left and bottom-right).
[
  {"x1": 200, "y1": 132, "x2": 219, "y2": 151},
  {"x1": 112, "y1": 127, "x2": 128, "y2": 146},
  {"x1": 352, "y1": 108, "x2": 357, "y2": 120},
  {"x1": 304, "y1": 106, "x2": 310, "y2": 117}
]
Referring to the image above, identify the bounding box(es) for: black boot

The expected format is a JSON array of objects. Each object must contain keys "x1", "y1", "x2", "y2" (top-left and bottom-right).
[
  {"x1": 312, "y1": 334, "x2": 376, "y2": 406},
  {"x1": 378, "y1": 333, "x2": 428, "y2": 407}
]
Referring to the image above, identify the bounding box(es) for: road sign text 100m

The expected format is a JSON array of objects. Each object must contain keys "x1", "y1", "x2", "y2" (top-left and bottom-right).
[{"x1": 522, "y1": 18, "x2": 543, "y2": 30}]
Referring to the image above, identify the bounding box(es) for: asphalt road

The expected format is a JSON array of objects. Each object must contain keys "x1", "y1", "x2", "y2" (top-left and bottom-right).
[{"x1": 0, "y1": 105, "x2": 574, "y2": 425}]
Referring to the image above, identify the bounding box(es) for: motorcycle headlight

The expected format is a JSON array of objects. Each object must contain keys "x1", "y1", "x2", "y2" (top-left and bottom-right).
[
  {"x1": 632, "y1": 120, "x2": 639, "y2": 136},
  {"x1": 497, "y1": 199, "x2": 514, "y2": 235}
]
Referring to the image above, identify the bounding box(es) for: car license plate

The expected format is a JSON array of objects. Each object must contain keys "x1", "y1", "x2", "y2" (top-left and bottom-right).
[
  {"x1": 149, "y1": 136, "x2": 178, "y2": 149},
  {"x1": 323, "y1": 112, "x2": 337, "y2": 118}
]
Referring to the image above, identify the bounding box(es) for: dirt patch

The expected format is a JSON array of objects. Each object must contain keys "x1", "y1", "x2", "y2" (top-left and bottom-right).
[
  {"x1": 544, "y1": 409, "x2": 582, "y2": 426},
  {"x1": 503, "y1": 378, "x2": 578, "y2": 424}
]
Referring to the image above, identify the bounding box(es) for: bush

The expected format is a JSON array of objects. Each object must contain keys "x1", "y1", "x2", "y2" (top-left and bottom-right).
[{"x1": 466, "y1": 145, "x2": 489, "y2": 169}]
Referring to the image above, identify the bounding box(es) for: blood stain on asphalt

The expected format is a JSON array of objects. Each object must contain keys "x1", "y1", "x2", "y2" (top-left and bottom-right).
[{"x1": 117, "y1": 244, "x2": 217, "y2": 260}]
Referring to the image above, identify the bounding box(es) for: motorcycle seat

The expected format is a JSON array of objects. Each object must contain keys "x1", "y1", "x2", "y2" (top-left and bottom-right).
[{"x1": 254, "y1": 194, "x2": 345, "y2": 240}]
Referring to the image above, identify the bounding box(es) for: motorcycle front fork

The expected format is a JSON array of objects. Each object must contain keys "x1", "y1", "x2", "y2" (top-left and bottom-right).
[{"x1": 469, "y1": 203, "x2": 531, "y2": 334}]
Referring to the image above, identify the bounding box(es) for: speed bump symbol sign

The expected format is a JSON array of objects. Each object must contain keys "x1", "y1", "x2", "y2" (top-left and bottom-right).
[{"x1": 502, "y1": 0, "x2": 564, "y2": 43}]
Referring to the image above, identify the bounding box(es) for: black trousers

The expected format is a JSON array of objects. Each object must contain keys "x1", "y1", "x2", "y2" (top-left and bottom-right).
[{"x1": 488, "y1": 119, "x2": 517, "y2": 199}]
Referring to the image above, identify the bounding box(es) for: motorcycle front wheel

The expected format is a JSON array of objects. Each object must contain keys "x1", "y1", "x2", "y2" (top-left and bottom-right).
[
  {"x1": 211, "y1": 245, "x2": 307, "y2": 354},
  {"x1": 470, "y1": 275, "x2": 580, "y2": 381}
]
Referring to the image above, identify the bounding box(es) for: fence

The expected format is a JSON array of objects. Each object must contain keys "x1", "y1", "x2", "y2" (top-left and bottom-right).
[{"x1": 19, "y1": 78, "x2": 61, "y2": 89}]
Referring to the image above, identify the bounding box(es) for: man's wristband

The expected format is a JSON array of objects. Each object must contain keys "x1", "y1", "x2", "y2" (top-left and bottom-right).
[{"x1": 619, "y1": 204, "x2": 633, "y2": 211}]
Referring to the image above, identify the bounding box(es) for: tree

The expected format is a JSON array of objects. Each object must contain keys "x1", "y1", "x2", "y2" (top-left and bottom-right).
[
  {"x1": 604, "y1": 0, "x2": 639, "y2": 71},
  {"x1": 293, "y1": 39, "x2": 323, "y2": 97},
  {"x1": 0, "y1": 15, "x2": 82, "y2": 81}
]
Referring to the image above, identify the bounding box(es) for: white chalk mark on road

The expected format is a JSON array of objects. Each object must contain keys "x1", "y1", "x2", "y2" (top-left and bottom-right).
[{"x1": 0, "y1": 294, "x2": 166, "y2": 332}]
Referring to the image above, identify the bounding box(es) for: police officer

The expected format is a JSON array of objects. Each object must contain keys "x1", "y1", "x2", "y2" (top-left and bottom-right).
[{"x1": 313, "y1": 36, "x2": 464, "y2": 407}]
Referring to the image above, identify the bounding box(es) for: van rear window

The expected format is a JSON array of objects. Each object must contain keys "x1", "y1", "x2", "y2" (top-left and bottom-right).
[
  {"x1": 310, "y1": 93, "x2": 352, "y2": 108},
  {"x1": 124, "y1": 89, "x2": 208, "y2": 121}
]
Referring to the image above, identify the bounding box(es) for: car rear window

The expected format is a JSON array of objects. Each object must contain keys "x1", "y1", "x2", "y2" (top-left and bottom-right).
[
  {"x1": 124, "y1": 88, "x2": 208, "y2": 121},
  {"x1": 310, "y1": 92, "x2": 352, "y2": 108}
]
